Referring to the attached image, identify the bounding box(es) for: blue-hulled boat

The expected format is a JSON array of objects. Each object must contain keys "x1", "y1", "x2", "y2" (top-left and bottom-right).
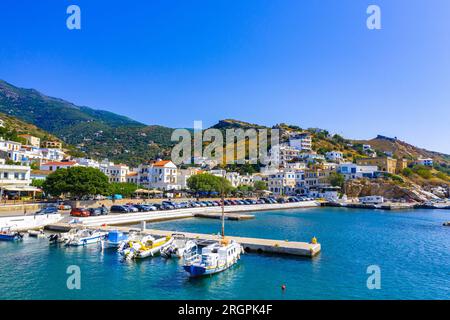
[
  {"x1": 102, "y1": 230, "x2": 128, "y2": 249},
  {"x1": 0, "y1": 227, "x2": 23, "y2": 241}
]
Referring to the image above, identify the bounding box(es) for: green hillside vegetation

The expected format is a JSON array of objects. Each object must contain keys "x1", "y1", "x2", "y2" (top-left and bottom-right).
[{"x1": 0, "y1": 80, "x2": 173, "y2": 166}]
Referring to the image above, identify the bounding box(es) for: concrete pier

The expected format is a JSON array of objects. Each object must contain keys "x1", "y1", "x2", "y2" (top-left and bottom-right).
[{"x1": 45, "y1": 223, "x2": 321, "y2": 257}]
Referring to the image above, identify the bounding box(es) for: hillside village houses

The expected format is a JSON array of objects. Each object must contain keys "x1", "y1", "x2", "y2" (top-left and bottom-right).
[{"x1": 0, "y1": 125, "x2": 428, "y2": 200}]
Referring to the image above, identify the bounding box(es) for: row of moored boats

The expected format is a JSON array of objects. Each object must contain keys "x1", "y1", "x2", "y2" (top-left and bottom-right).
[{"x1": 1, "y1": 226, "x2": 244, "y2": 277}]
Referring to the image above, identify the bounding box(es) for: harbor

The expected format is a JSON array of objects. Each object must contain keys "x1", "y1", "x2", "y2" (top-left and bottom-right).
[{"x1": 1, "y1": 206, "x2": 449, "y2": 300}]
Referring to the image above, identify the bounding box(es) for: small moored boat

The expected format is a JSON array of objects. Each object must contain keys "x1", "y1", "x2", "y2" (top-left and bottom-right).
[
  {"x1": 0, "y1": 227, "x2": 23, "y2": 241},
  {"x1": 161, "y1": 234, "x2": 197, "y2": 259},
  {"x1": 120, "y1": 235, "x2": 173, "y2": 260},
  {"x1": 28, "y1": 229, "x2": 46, "y2": 238},
  {"x1": 102, "y1": 230, "x2": 128, "y2": 249},
  {"x1": 183, "y1": 238, "x2": 243, "y2": 277},
  {"x1": 64, "y1": 229, "x2": 107, "y2": 246}
]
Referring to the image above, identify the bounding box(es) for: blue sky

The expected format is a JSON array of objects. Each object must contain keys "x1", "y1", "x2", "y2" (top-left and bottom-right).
[{"x1": 0, "y1": 0, "x2": 449, "y2": 153}]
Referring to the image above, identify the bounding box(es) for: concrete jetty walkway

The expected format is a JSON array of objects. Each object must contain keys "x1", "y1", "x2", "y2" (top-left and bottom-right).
[{"x1": 45, "y1": 223, "x2": 321, "y2": 257}]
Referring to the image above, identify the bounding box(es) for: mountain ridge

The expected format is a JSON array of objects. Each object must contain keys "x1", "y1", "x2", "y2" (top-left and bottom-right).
[{"x1": 1, "y1": 80, "x2": 448, "y2": 167}]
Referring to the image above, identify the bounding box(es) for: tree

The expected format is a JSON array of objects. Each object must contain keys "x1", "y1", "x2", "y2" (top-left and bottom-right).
[
  {"x1": 253, "y1": 180, "x2": 267, "y2": 191},
  {"x1": 402, "y1": 167, "x2": 413, "y2": 177},
  {"x1": 187, "y1": 173, "x2": 233, "y2": 195},
  {"x1": 43, "y1": 167, "x2": 110, "y2": 198},
  {"x1": 328, "y1": 172, "x2": 345, "y2": 188},
  {"x1": 31, "y1": 179, "x2": 44, "y2": 188},
  {"x1": 109, "y1": 182, "x2": 138, "y2": 198}
]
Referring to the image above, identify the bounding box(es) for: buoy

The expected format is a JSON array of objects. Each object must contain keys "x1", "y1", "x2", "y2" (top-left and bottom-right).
[{"x1": 281, "y1": 284, "x2": 286, "y2": 291}]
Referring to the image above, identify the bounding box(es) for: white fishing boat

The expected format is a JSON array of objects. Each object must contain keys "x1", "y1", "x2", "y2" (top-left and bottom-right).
[
  {"x1": 64, "y1": 229, "x2": 107, "y2": 246},
  {"x1": 183, "y1": 175, "x2": 244, "y2": 277},
  {"x1": 183, "y1": 238, "x2": 243, "y2": 277},
  {"x1": 120, "y1": 235, "x2": 173, "y2": 260},
  {"x1": 161, "y1": 234, "x2": 197, "y2": 259},
  {"x1": 48, "y1": 228, "x2": 82, "y2": 244}
]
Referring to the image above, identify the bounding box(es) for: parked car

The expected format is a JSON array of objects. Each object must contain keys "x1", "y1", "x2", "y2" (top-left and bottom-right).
[
  {"x1": 277, "y1": 198, "x2": 286, "y2": 203},
  {"x1": 88, "y1": 208, "x2": 103, "y2": 216},
  {"x1": 35, "y1": 207, "x2": 59, "y2": 215},
  {"x1": 110, "y1": 205, "x2": 129, "y2": 213},
  {"x1": 70, "y1": 208, "x2": 90, "y2": 217},
  {"x1": 189, "y1": 201, "x2": 200, "y2": 207},
  {"x1": 162, "y1": 201, "x2": 178, "y2": 209},
  {"x1": 57, "y1": 203, "x2": 71, "y2": 210},
  {"x1": 123, "y1": 205, "x2": 139, "y2": 213},
  {"x1": 134, "y1": 204, "x2": 150, "y2": 212},
  {"x1": 161, "y1": 203, "x2": 175, "y2": 210}
]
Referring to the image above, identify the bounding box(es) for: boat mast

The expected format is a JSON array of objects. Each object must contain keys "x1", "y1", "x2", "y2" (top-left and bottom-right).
[{"x1": 221, "y1": 169, "x2": 225, "y2": 238}]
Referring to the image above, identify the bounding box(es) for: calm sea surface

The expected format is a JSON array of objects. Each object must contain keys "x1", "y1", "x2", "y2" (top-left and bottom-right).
[{"x1": 0, "y1": 207, "x2": 449, "y2": 299}]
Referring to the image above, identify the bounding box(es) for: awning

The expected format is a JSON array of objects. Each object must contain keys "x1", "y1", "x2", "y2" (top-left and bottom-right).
[
  {"x1": 0, "y1": 185, "x2": 42, "y2": 192},
  {"x1": 134, "y1": 189, "x2": 162, "y2": 194}
]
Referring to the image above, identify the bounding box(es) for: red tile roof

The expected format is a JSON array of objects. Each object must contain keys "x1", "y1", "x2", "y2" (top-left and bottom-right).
[
  {"x1": 153, "y1": 160, "x2": 172, "y2": 167},
  {"x1": 42, "y1": 161, "x2": 77, "y2": 166}
]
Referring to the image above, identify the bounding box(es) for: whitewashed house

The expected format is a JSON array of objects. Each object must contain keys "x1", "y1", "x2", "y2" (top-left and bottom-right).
[
  {"x1": 417, "y1": 158, "x2": 433, "y2": 167},
  {"x1": 337, "y1": 163, "x2": 378, "y2": 180},
  {"x1": 325, "y1": 151, "x2": 344, "y2": 162},
  {"x1": 289, "y1": 133, "x2": 312, "y2": 151},
  {"x1": 138, "y1": 160, "x2": 180, "y2": 190},
  {"x1": 40, "y1": 161, "x2": 79, "y2": 172}
]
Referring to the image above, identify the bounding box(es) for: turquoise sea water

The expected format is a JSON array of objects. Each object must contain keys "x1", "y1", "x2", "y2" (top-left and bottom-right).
[{"x1": 0, "y1": 207, "x2": 449, "y2": 300}]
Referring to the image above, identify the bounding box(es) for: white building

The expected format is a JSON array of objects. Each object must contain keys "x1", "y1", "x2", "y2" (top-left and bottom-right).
[
  {"x1": 325, "y1": 151, "x2": 344, "y2": 162},
  {"x1": 40, "y1": 161, "x2": 79, "y2": 172},
  {"x1": 138, "y1": 160, "x2": 179, "y2": 190},
  {"x1": 0, "y1": 139, "x2": 22, "y2": 153},
  {"x1": 417, "y1": 158, "x2": 433, "y2": 167},
  {"x1": 0, "y1": 159, "x2": 32, "y2": 191},
  {"x1": 268, "y1": 145, "x2": 303, "y2": 167},
  {"x1": 289, "y1": 133, "x2": 312, "y2": 151},
  {"x1": 126, "y1": 172, "x2": 139, "y2": 184},
  {"x1": 74, "y1": 158, "x2": 100, "y2": 168},
  {"x1": 337, "y1": 163, "x2": 378, "y2": 180},
  {"x1": 105, "y1": 163, "x2": 130, "y2": 183},
  {"x1": 268, "y1": 171, "x2": 297, "y2": 195},
  {"x1": 40, "y1": 148, "x2": 65, "y2": 161}
]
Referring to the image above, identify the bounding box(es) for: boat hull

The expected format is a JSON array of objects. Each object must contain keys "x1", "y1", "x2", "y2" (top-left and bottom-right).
[
  {"x1": 66, "y1": 235, "x2": 105, "y2": 246},
  {"x1": 0, "y1": 234, "x2": 21, "y2": 241},
  {"x1": 183, "y1": 263, "x2": 230, "y2": 277}
]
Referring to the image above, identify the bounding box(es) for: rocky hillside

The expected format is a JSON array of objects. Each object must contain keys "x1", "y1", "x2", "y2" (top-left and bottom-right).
[
  {"x1": 354, "y1": 135, "x2": 450, "y2": 164},
  {"x1": 345, "y1": 178, "x2": 448, "y2": 202}
]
